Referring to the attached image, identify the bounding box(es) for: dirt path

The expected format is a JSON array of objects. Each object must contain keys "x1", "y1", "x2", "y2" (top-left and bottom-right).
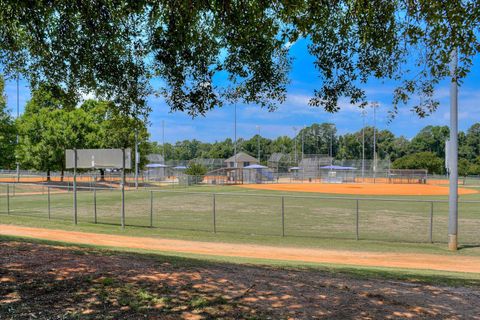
[
  {"x1": 1, "y1": 224, "x2": 480, "y2": 274},
  {"x1": 2, "y1": 241, "x2": 479, "y2": 319}
]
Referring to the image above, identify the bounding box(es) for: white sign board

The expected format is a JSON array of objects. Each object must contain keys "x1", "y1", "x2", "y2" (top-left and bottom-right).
[{"x1": 66, "y1": 149, "x2": 132, "y2": 169}]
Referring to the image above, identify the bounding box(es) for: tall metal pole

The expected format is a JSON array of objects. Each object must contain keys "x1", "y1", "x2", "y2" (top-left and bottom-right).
[
  {"x1": 372, "y1": 102, "x2": 379, "y2": 182},
  {"x1": 134, "y1": 130, "x2": 138, "y2": 189},
  {"x1": 256, "y1": 125, "x2": 260, "y2": 161},
  {"x1": 448, "y1": 48, "x2": 459, "y2": 251},
  {"x1": 16, "y1": 76, "x2": 20, "y2": 182},
  {"x1": 293, "y1": 127, "x2": 297, "y2": 164},
  {"x1": 162, "y1": 120, "x2": 165, "y2": 161},
  {"x1": 301, "y1": 125, "x2": 305, "y2": 161},
  {"x1": 121, "y1": 148, "x2": 126, "y2": 229},
  {"x1": 330, "y1": 124, "x2": 333, "y2": 161},
  {"x1": 234, "y1": 103, "x2": 237, "y2": 167},
  {"x1": 73, "y1": 148, "x2": 78, "y2": 225},
  {"x1": 362, "y1": 110, "x2": 366, "y2": 180}
]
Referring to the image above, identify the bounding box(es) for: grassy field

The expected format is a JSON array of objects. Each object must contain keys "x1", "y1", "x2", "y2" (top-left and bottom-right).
[{"x1": 1, "y1": 183, "x2": 480, "y2": 257}]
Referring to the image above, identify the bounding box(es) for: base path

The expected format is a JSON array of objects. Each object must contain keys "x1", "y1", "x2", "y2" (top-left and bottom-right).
[
  {"x1": 239, "y1": 182, "x2": 478, "y2": 196},
  {"x1": 1, "y1": 225, "x2": 480, "y2": 274}
]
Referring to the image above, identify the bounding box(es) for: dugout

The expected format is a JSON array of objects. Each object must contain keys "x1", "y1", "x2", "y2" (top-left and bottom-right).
[{"x1": 388, "y1": 169, "x2": 428, "y2": 184}]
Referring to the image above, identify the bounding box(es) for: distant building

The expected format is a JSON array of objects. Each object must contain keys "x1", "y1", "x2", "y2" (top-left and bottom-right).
[
  {"x1": 224, "y1": 152, "x2": 259, "y2": 168},
  {"x1": 145, "y1": 154, "x2": 167, "y2": 181},
  {"x1": 146, "y1": 154, "x2": 165, "y2": 164},
  {"x1": 223, "y1": 152, "x2": 260, "y2": 183}
]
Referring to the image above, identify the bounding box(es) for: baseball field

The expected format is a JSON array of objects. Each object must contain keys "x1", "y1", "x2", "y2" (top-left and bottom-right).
[{"x1": 1, "y1": 181, "x2": 480, "y2": 318}]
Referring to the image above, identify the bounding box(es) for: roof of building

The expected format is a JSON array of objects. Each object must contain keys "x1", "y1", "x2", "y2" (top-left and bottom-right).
[
  {"x1": 224, "y1": 152, "x2": 258, "y2": 163},
  {"x1": 146, "y1": 154, "x2": 165, "y2": 163}
]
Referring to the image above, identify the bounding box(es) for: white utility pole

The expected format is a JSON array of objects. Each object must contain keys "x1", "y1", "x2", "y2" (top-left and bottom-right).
[
  {"x1": 361, "y1": 109, "x2": 367, "y2": 181},
  {"x1": 448, "y1": 48, "x2": 459, "y2": 251},
  {"x1": 256, "y1": 125, "x2": 261, "y2": 161},
  {"x1": 293, "y1": 127, "x2": 298, "y2": 164},
  {"x1": 16, "y1": 76, "x2": 20, "y2": 182},
  {"x1": 301, "y1": 125, "x2": 305, "y2": 161},
  {"x1": 134, "y1": 130, "x2": 139, "y2": 189},
  {"x1": 371, "y1": 101, "x2": 379, "y2": 182},
  {"x1": 162, "y1": 120, "x2": 165, "y2": 161},
  {"x1": 234, "y1": 103, "x2": 237, "y2": 167}
]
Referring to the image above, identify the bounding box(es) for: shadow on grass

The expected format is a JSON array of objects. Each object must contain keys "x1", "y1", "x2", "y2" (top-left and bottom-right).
[{"x1": 1, "y1": 235, "x2": 480, "y2": 319}]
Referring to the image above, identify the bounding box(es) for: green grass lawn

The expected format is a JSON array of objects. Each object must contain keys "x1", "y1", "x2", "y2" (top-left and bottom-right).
[{"x1": 1, "y1": 183, "x2": 479, "y2": 256}]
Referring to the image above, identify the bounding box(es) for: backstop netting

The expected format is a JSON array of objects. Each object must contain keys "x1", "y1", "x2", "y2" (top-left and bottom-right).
[{"x1": 388, "y1": 169, "x2": 428, "y2": 184}]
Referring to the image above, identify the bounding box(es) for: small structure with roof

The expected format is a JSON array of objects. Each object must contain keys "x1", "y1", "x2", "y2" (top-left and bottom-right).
[
  {"x1": 320, "y1": 165, "x2": 357, "y2": 183},
  {"x1": 225, "y1": 152, "x2": 259, "y2": 169},
  {"x1": 145, "y1": 154, "x2": 168, "y2": 181}
]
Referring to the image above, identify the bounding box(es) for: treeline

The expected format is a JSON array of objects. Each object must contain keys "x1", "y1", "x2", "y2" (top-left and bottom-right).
[
  {"x1": 1, "y1": 77, "x2": 479, "y2": 176},
  {"x1": 0, "y1": 79, "x2": 149, "y2": 179},
  {"x1": 151, "y1": 123, "x2": 480, "y2": 175}
]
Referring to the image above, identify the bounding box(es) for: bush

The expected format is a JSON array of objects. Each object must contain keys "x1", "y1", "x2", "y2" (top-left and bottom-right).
[
  {"x1": 392, "y1": 152, "x2": 444, "y2": 174},
  {"x1": 184, "y1": 163, "x2": 207, "y2": 177}
]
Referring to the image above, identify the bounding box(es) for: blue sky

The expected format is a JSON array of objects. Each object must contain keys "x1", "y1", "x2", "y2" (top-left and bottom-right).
[{"x1": 4, "y1": 39, "x2": 480, "y2": 143}]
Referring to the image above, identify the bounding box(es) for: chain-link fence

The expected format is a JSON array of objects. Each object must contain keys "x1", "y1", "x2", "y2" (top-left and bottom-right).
[{"x1": 1, "y1": 184, "x2": 479, "y2": 245}]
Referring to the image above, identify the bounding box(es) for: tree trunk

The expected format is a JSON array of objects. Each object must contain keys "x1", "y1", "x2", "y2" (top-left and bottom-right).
[
  {"x1": 99, "y1": 169, "x2": 105, "y2": 182},
  {"x1": 46, "y1": 170, "x2": 51, "y2": 182},
  {"x1": 61, "y1": 169, "x2": 64, "y2": 182}
]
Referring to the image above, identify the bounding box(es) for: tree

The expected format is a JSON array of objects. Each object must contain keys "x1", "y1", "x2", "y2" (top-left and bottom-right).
[
  {"x1": 17, "y1": 105, "x2": 95, "y2": 180},
  {"x1": 184, "y1": 163, "x2": 207, "y2": 177},
  {"x1": 80, "y1": 99, "x2": 149, "y2": 179},
  {"x1": 299, "y1": 123, "x2": 337, "y2": 156},
  {"x1": 0, "y1": 76, "x2": 17, "y2": 169},
  {"x1": 2, "y1": 1, "x2": 478, "y2": 118},
  {"x1": 409, "y1": 126, "x2": 449, "y2": 158},
  {"x1": 392, "y1": 152, "x2": 444, "y2": 175},
  {"x1": 465, "y1": 124, "x2": 480, "y2": 161},
  {"x1": 336, "y1": 133, "x2": 361, "y2": 160},
  {"x1": 458, "y1": 158, "x2": 471, "y2": 177}
]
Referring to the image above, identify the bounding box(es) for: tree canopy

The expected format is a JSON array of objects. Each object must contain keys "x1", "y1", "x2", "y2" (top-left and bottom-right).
[
  {"x1": 1, "y1": 1, "x2": 479, "y2": 118},
  {"x1": 15, "y1": 86, "x2": 149, "y2": 177}
]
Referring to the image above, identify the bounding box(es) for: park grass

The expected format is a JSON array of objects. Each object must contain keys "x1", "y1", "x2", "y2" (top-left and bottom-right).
[
  {"x1": 0, "y1": 183, "x2": 479, "y2": 256},
  {"x1": 1, "y1": 234, "x2": 480, "y2": 288}
]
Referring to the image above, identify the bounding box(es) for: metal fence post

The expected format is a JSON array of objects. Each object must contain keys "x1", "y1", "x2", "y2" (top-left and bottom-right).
[
  {"x1": 281, "y1": 196, "x2": 285, "y2": 237},
  {"x1": 7, "y1": 184, "x2": 10, "y2": 214},
  {"x1": 213, "y1": 193, "x2": 216, "y2": 233},
  {"x1": 48, "y1": 187, "x2": 51, "y2": 219},
  {"x1": 429, "y1": 201, "x2": 434, "y2": 243},
  {"x1": 356, "y1": 199, "x2": 359, "y2": 240},
  {"x1": 94, "y1": 188, "x2": 97, "y2": 224},
  {"x1": 150, "y1": 190, "x2": 153, "y2": 227}
]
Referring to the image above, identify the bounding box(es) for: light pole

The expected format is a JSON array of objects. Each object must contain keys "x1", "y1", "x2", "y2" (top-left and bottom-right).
[
  {"x1": 256, "y1": 125, "x2": 260, "y2": 161},
  {"x1": 371, "y1": 101, "x2": 379, "y2": 183},
  {"x1": 134, "y1": 130, "x2": 138, "y2": 189},
  {"x1": 162, "y1": 120, "x2": 165, "y2": 161},
  {"x1": 301, "y1": 125, "x2": 305, "y2": 161},
  {"x1": 361, "y1": 109, "x2": 367, "y2": 181},
  {"x1": 329, "y1": 123, "x2": 334, "y2": 164},
  {"x1": 448, "y1": 48, "x2": 459, "y2": 251},
  {"x1": 293, "y1": 127, "x2": 298, "y2": 164},
  {"x1": 16, "y1": 75, "x2": 20, "y2": 182},
  {"x1": 234, "y1": 103, "x2": 237, "y2": 167}
]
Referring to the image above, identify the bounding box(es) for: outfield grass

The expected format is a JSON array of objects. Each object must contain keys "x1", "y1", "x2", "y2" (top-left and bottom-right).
[{"x1": 1, "y1": 183, "x2": 479, "y2": 255}]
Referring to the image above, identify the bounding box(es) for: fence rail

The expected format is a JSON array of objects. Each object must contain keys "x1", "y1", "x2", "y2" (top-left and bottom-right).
[{"x1": 0, "y1": 183, "x2": 479, "y2": 245}]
